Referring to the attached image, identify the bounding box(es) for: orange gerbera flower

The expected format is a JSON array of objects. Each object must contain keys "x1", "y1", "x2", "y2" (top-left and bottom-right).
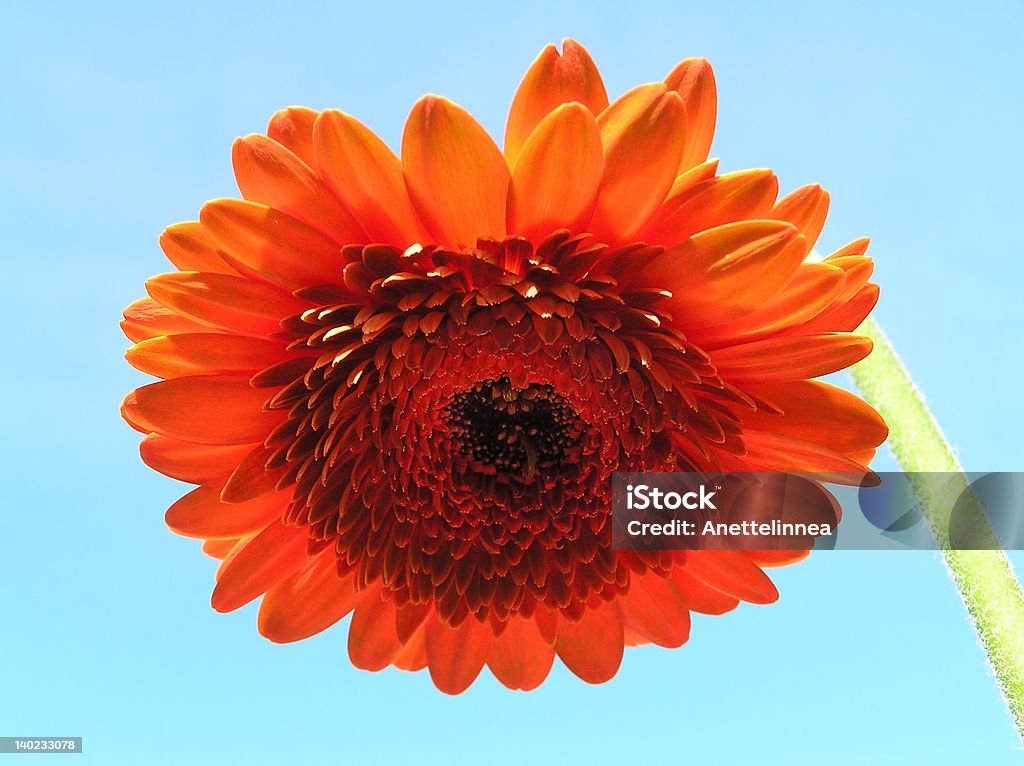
[{"x1": 121, "y1": 39, "x2": 887, "y2": 693}]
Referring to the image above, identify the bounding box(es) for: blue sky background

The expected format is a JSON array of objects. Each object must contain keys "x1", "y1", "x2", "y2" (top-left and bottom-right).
[{"x1": 2, "y1": 1, "x2": 1023, "y2": 763}]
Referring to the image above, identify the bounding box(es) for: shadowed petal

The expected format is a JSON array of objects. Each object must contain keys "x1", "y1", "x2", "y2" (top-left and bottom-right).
[
  {"x1": 211, "y1": 520, "x2": 311, "y2": 612},
  {"x1": 555, "y1": 600, "x2": 624, "y2": 683},
  {"x1": 426, "y1": 612, "x2": 494, "y2": 694},
  {"x1": 348, "y1": 591, "x2": 403, "y2": 671},
  {"x1": 684, "y1": 551, "x2": 779, "y2": 604},
  {"x1": 259, "y1": 551, "x2": 362, "y2": 642},
  {"x1": 166, "y1": 483, "x2": 288, "y2": 539},
  {"x1": 618, "y1": 570, "x2": 691, "y2": 648},
  {"x1": 139, "y1": 435, "x2": 256, "y2": 485},
  {"x1": 486, "y1": 615, "x2": 556, "y2": 690}
]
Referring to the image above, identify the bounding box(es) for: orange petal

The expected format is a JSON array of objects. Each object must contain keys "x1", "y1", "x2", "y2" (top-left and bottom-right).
[
  {"x1": 636, "y1": 220, "x2": 804, "y2": 328},
  {"x1": 267, "y1": 106, "x2": 319, "y2": 167},
  {"x1": 160, "y1": 222, "x2": 236, "y2": 274},
  {"x1": 688, "y1": 262, "x2": 845, "y2": 348},
  {"x1": 623, "y1": 626, "x2": 649, "y2": 647},
  {"x1": 821, "y1": 254, "x2": 874, "y2": 305},
  {"x1": 504, "y1": 39, "x2": 609, "y2": 167},
  {"x1": 139, "y1": 434, "x2": 256, "y2": 485},
  {"x1": 683, "y1": 550, "x2": 778, "y2": 604},
  {"x1": 214, "y1": 534, "x2": 250, "y2": 573},
  {"x1": 202, "y1": 538, "x2": 241, "y2": 560},
  {"x1": 507, "y1": 102, "x2": 603, "y2": 242},
  {"x1": 745, "y1": 549, "x2": 811, "y2": 568},
  {"x1": 486, "y1": 615, "x2": 555, "y2": 691},
  {"x1": 121, "y1": 375, "x2": 282, "y2": 445},
  {"x1": 426, "y1": 613, "x2": 494, "y2": 694},
  {"x1": 402, "y1": 96, "x2": 509, "y2": 247},
  {"x1": 711, "y1": 333, "x2": 872, "y2": 382},
  {"x1": 221, "y1": 443, "x2": 285, "y2": 503},
  {"x1": 640, "y1": 168, "x2": 779, "y2": 247},
  {"x1": 781, "y1": 251, "x2": 877, "y2": 336},
  {"x1": 771, "y1": 184, "x2": 830, "y2": 255},
  {"x1": 554, "y1": 600, "x2": 623, "y2": 684},
  {"x1": 393, "y1": 628, "x2": 429, "y2": 672},
  {"x1": 664, "y1": 58, "x2": 717, "y2": 173},
  {"x1": 313, "y1": 110, "x2": 427, "y2": 246},
  {"x1": 741, "y1": 429, "x2": 872, "y2": 473},
  {"x1": 589, "y1": 84, "x2": 687, "y2": 243},
  {"x1": 395, "y1": 603, "x2": 430, "y2": 644},
  {"x1": 146, "y1": 272, "x2": 306, "y2": 336},
  {"x1": 772, "y1": 251, "x2": 875, "y2": 337},
  {"x1": 827, "y1": 237, "x2": 870, "y2": 259},
  {"x1": 166, "y1": 483, "x2": 288, "y2": 539},
  {"x1": 793, "y1": 283, "x2": 879, "y2": 335},
  {"x1": 618, "y1": 569, "x2": 691, "y2": 648},
  {"x1": 211, "y1": 519, "x2": 311, "y2": 612},
  {"x1": 121, "y1": 297, "x2": 214, "y2": 343},
  {"x1": 258, "y1": 551, "x2": 361, "y2": 642},
  {"x1": 742, "y1": 380, "x2": 888, "y2": 455},
  {"x1": 670, "y1": 566, "x2": 739, "y2": 615},
  {"x1": 847, "y1": 447, "x2": 879, "y2": 466},
  {"x1": 126, "y1": 333, "x2": 288, "y2": 379},
  {"x1": 348, "y1": 591, "x2": 403, "y2": 671},
  {"x1": 666, "y1": 158, "x2": 720, "y2": 198},
  {"x1": 232, "y1": 134, "x2": 366, "y2": 245},
  {"x1": 200, "y1": 198, "x2": 348, "y2": 289}
]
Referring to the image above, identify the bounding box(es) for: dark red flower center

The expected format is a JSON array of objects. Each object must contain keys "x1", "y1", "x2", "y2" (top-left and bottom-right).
[{"x1": 446, "y1": 377, "x2": 584, "y2": 484}]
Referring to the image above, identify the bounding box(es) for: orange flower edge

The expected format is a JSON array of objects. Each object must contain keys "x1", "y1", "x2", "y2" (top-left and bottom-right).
[{"x1": 122, "y1": 40, "x2": 887, "y2": 694}]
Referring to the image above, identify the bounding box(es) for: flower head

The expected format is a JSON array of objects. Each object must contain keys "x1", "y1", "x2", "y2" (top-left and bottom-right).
[{"x1": 122, "y1": 40, "x2": 887, "y2": 693}]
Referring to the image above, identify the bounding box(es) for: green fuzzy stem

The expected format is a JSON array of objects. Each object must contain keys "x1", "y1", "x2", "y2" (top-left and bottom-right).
[{"x1": 850, "y1": 316, "x2": 1024, "y2": 741}]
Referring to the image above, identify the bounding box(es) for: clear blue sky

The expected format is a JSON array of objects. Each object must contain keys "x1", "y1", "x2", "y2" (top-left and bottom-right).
[{"x1": 2, "y1": 1, "x2": 1023, "y2": 763}]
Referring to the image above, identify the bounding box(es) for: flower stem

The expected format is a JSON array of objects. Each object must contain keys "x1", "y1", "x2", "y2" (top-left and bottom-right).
[{"x1": 850, "y1": 316, "x2": 1024, "y2": 741}]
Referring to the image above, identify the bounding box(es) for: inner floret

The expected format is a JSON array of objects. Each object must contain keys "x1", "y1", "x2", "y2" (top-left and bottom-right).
[{"x1": 446, "y1": 377, "x2": 584, "y2": 483}]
